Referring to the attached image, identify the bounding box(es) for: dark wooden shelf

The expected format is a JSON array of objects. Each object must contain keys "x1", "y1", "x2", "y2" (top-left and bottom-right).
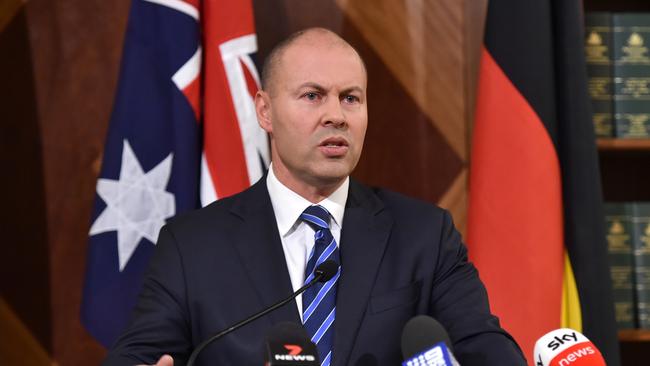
[
  {"x1": 597, "y1": 138, "x2": 650, "y2": 151},
  {"x1": 619, "y1": 329, "x2": 650, "y2": 342},
  {"x1": 584, "y1": 0, "x2": 650, "y2": 12}
]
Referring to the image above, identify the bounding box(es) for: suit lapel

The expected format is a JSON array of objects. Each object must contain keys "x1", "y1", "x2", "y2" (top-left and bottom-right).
[
  {"x1": 333, "y1": 180, "x2": 393, "y2": 366},
  {"x1": 229, "y1": 179, "x2": 302, "y2": 326}
]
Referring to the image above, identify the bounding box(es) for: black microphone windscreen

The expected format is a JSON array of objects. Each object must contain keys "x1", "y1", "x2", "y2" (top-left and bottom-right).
[
  {"x1": 265, "y1": 322, "x2": 309, "y2": 343},
  {"x1": 264, "y1": 322, "x2": 319, "y2": 365},
  {"x1": 314, "y1": 260, "x2": 338, "y2": 282},
  {"x1": 401, "y1": 315, "x2": 453, "y2": 360}
]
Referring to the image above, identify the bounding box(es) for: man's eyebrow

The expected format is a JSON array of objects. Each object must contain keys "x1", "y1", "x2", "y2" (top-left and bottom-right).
[
  {"x1": 296, "y1": 83, "x2": 364, "y2": 94},
  {"x1": 341, "y1": 86, "x2": 364, "y2": 94},
  {"x1": 297, "y1": 82, "x2": 327, "y2": 92}
]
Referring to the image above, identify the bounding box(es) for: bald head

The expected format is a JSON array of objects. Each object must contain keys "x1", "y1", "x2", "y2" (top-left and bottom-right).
[{"x1": 260, "y1": 28, "x2": 366, "y2": 95}]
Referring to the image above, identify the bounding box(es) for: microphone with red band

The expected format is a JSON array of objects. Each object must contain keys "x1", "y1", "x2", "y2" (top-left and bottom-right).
[
  {"x1": 186, "y1": 260, "x2": 338, "y2": 366},
  {"x1": 533, "y1": 328, "x2": 606, "y2": 366},
  {"x1": 264, "y1": 322, "x2": 319, "y2": 366}
]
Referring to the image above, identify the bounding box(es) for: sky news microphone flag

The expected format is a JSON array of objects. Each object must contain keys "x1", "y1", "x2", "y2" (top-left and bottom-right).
[
  {"x1": 81, "y1": 0, "x2": 269, "y2": 347},
  {"x1": 467, "y1": 0, "x2": 619, "y2": 365}
]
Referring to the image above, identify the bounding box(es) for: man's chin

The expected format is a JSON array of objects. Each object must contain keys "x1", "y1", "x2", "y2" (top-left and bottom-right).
[{"x1": 308, "y1": 165, "x2": 352, "y2": 186}]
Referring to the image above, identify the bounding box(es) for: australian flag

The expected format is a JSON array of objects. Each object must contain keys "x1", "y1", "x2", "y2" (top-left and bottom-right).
[{"x1": 82, "y1": 0, "x2": 268, "y2": 347}]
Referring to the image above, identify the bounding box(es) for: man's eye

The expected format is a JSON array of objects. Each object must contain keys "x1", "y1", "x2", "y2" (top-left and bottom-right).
[
  {"x1": 343, "y1": 95, "x2": 359, "y2": 103},
  {"x1": 304, "y1": 92, "x2": 319, "y2": 101}
]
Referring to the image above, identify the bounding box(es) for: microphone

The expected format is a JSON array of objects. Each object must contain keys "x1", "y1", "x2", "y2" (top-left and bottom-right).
[
  {"x1": 533, "y1": 328, "x2": 605, "y2": 366},
  {"x1": 401, "y1": 315, "x2": 460, "y2": 366},
  {"x1": 264, "y1": 322, "x2": 319, "y2": 365},
  {"x1": 186, "y1": 260, "x2": 339, "y2": 366}
]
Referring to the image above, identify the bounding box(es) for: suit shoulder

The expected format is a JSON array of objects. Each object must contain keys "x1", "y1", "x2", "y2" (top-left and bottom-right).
[
  {"x1": 371, "y1": 186, "x2": 447, "y2": 219},
  {"x1": 163, "y1": 192, "x2": 240, "y2": 235}
]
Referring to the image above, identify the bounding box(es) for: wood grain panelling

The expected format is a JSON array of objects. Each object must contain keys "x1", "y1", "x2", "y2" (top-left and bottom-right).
[
  {"x1": 338, "y1": 0, "x2": 467, "y2": 160},
  {"x1": 0, "y1": 298, "x2": 51, "y2": 366},
  {"x1": 0, "y1": 0, "x2": 25, "y2": 33},
  {"x1": 439, "y1": 169, "x2": 469, "y2": 235},
  {"x1": 0, "y1": 8, "x2": 51, "y2": 357},
  {"x1": 343, "y1": 21, "x2": 464, "y2": 209},
  {"x1": 254, "y1": 0, "x2": 345, "y2": 59},
  {"x1": 464, "y1": 0, "x2": 488, "y2": 148},
  {"x1": 25, "y1": 0, "x2": 131, "y2": 363}
]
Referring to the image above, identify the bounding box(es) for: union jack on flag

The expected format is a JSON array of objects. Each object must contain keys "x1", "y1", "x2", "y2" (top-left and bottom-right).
[{"x1": 81, "y1": 0, "x2": 269, "y2": 347}]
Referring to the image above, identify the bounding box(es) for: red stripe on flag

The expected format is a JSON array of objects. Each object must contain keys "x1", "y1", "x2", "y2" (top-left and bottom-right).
[
  {"x1": 203, "y1": 0, "x2": 255, "y2": 44},
  {"x1": 468, "y1": 47, "x2": 564, "y2": 360},
  {"x1": 182, "y1": 76, "x2": 201, "y2": 121},
  {"x1": 202, "y1": 59, "x2": 250, "y2": 198},
  {"x1": 183, "y1": 0, "x2": 199, "y2": 9},
  {"x1": 202, "y1": 0, "x2": 256, "y2": 198},
  {"x1": 241, "y1": 59, "x2": 258, "y2": 98}
]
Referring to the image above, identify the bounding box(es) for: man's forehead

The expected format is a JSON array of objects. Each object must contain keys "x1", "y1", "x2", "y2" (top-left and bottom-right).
[
  {"x1": 261, "y1": 28, "x2": 367, "y2": 94},
  {"x1": 277, "y1": 39, "x2": 366, "y2": 87},
  {"x1": 283, "y1": 35, "x2": 356, "y2": 62}
]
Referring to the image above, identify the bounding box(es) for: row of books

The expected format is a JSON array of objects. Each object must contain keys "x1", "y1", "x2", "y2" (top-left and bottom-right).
[
  {"x1": 585, "y1": 12, "x2": 650, "y2": 138},
  {"x1": 605, "y1": 202, "x2": 650, "y2": 330}
]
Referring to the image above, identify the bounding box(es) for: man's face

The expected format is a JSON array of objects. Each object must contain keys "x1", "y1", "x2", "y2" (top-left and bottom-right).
[{"x1": 257, "y1": 35, "x2": 368, "y2": 191}]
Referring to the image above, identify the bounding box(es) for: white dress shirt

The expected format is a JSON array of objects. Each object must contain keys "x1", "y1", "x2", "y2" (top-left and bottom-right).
[{"x1": 266, "y1": 164, "x2": 348, "y2": 320}]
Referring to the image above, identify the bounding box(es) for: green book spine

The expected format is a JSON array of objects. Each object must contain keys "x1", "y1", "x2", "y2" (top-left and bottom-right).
[
  {"x1": 633, "y1": 202, "x2": 650, "y2": 329},
  {"x1": 604, "y1": 202, "x2": 636, "y2": 329},
  {"x1": 612, "y1": 13, "x2": 650, "y2": 138},
  {"x1": 585, "y1": 13, "x2": 614, "y2": 137}
]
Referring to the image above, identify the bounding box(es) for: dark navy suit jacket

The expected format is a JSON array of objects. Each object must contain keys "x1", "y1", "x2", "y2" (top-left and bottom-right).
[{"x1": 104, "y1": 178, "x2": 526, "y2": 365}]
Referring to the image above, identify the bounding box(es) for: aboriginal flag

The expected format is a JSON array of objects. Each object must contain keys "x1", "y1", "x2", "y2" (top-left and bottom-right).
[{"x1": 467, "y1": 0, "x2": 620, "y2": 365}]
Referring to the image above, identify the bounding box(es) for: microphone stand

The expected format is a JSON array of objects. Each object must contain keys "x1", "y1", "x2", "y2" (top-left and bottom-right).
[{"x1": 186, "y1": 270, "x2": 328, "y2": 366}]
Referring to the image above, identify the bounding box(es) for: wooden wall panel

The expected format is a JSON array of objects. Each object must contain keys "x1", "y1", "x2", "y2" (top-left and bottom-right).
[
  {"x1": 0, "y1": 7, "x2": 51, "y2": 358},
  {"x1": 339, "y1": 0, "x2": 467, "y2": 159},
  {"x1": 0, "y1": 298, "x2": 50, "y2": 366},
  {"x1": 0, "y1": 0, "x2": 25, "y2": 33},
  {"x1": 24, "y1": 0, "x2": 131, "y2": 363}
]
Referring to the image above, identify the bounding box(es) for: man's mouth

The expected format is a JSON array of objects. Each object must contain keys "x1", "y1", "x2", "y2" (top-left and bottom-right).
[
  {"x1": 320, "y1": 138, "x2": 347, "y2": 147},
  {"x1": 319, "y1": 137, "x2": 349, "y2": 157}
]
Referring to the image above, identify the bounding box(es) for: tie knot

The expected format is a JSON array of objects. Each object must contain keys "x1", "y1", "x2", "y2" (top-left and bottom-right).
[{"x1": 300, "y1": 205, "x2": 331, "y2": 229}]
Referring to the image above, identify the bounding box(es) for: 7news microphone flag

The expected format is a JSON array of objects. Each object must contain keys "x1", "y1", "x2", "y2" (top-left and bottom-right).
[
  {"x1": 81, "y1": 0, "x2": 269, "y2": 347},
  {"x1": 467, "y1": 0, "x2": 620, "y2": 365}
]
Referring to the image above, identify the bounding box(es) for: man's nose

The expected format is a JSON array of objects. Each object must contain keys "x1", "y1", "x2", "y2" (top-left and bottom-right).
[{"x1": 322, "y1": 97, "x2": 346, "y2": 128}]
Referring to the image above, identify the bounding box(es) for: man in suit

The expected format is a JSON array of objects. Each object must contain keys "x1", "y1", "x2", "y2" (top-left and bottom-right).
[{"x1": 104, "y1": 28, "x2": 526, "y2": 366}]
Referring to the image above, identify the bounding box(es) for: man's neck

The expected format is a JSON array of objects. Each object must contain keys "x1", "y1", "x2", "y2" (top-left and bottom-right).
[{"x1": 271, "y1": 164, "x2": 346, "y2": 204}]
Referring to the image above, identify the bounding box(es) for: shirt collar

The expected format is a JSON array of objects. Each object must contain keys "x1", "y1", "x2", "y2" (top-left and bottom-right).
[{"x1": 266, "y1": 163, "x2": 349, "y2": 237}]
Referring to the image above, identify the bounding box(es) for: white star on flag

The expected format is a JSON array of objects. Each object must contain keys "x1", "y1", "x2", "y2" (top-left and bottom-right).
[{"x1": 90, "y1": 140, "x2": 175, "y2": 271}]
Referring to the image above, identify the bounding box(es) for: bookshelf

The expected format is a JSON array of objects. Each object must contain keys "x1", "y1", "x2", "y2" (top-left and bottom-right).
[
  {"x1": 618, "y1": 329, "x2": 650, "y2": 342},
  {"x1": 597, "y1": 133, "x2": 650, "y2": 366},
  {"x1": 598, "y1": 141, "x2": 650, "y2": 205},
  {"x1": 597, "y1": 145, "x2": 650, "y2": 361},
  {"x1": 598, "y1": 139, "x2": 650, "y2": 203},
  {"x1": 585, "y1": 1, "x2": 650, "y2": 365},
  {"x1": 597, "y1": 139, "x2": 650, "y2": 151}
]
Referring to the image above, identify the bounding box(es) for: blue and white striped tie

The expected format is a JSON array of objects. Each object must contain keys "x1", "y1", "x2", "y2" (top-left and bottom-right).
[{"x1": 300, "y1": 205, "x2": 341, "y2": 366}]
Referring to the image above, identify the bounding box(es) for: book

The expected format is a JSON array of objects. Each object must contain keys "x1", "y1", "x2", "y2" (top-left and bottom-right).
[
  {"x1": 585, "y1": 13, "x2": 614, "y2": 137},
  {"x1": 612, "y1": 13, "x2": 650, "y2": 138},
  {"x1": 632, "y1": 202, "x2": 650, "y2": 329},
  {"x1": 604, "y1": 202, "x2": 636, "y2": 329}
]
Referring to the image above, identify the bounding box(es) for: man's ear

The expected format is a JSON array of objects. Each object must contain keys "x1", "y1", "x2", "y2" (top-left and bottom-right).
[{"x1": 255, "y1": 90, "x2": 272, "y2": 133}]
